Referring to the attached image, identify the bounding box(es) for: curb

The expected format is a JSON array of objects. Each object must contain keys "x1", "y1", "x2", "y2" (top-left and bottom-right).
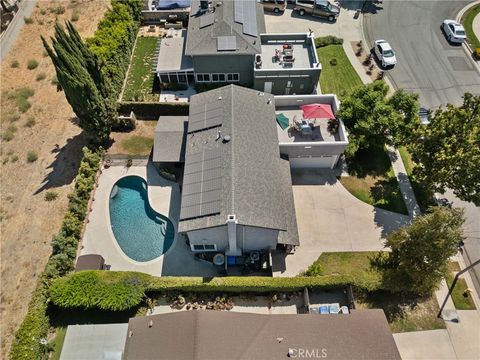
[
  {"x1": 456, "y1": 0, "x2": 480, "y2": 75},
  {"x1": 359, "y1": 12, "x2": 396, "y2": 92}
]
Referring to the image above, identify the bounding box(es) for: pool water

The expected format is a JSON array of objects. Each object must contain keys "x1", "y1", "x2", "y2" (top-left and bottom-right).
[{"x1": 109, "y1": 176, "x2": 175, "y2": 262}]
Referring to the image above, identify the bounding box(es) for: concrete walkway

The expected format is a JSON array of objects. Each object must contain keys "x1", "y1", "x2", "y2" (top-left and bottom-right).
[
  {"x1": 386, "y1": 145, "x2": 421, "y2": 218},
  {"x1": 0, "y1": 0, "x2": 37, "y2": 62}
]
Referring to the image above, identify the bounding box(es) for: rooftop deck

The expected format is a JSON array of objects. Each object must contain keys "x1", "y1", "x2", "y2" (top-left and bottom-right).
[
  {"x1": 276, "y1": 107, "x2": 340, "y2": 143},
  {"x1": 256, "y1": 34, "x2": 319, "y2": 71},
  {"x1": 156, "y1": 29, "x2": 193, "y2": 73}
]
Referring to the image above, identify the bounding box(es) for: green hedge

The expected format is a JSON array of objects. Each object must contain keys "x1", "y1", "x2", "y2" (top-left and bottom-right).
[
  {"x1": 117, "y1": 101, "x2": 189, "y2": 119},
  {"x1": 87, "y1": 0, "x2": 142, "y2": 97},
  {"x1": 315, "y1": 35, "x2": 344, "y2": 48},
  {"x1": 49, "y1": 270, "x2": 380, "y2": 312},
  {"x1": 10, "y1": 148, "x2": 101, "y2": 360}
]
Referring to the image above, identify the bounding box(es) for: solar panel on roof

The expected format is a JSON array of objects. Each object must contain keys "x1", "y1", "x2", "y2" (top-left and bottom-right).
[
  {"x1": 199, "y1": 12, "x2": 214, "y2": 28},
  {"x1": 187, "y1": 102, "x2": 223, "y2": 133},
  {"x1": 242, "y1": 0, "x2": 257, "y2": 36},
  {"x1": 234, "y1": 0, "x2": 243, "y2": 23},
  {"x1": 180, "y1": 148, "x2": 222, "y2": 221},
  {"x1": 217, "y1": 36, "x2": 237, "y2": 51}
]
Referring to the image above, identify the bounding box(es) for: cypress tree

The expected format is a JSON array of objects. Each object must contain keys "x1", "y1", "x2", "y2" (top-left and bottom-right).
[{"x1": 42, "y1": 22, "x2": 116, "y2": 146}]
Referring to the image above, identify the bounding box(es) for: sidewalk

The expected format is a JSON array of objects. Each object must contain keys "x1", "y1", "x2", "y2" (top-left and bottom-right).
[
  {"x1": 434, "y1": 254, "x2": 480, "y2": 360},
  {"x1": 385, "y1": 145, "x2": 421, "y2": 218}
]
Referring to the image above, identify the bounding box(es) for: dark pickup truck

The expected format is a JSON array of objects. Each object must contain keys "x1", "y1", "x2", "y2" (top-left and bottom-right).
[{"x1": 294, "y1": 0, "x2": 340, "y2": 22}]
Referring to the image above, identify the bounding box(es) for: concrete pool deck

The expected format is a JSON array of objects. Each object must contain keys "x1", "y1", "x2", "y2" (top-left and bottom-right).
[{"x1": 80, "y1": 163, "x2": 217, "y2": 277}]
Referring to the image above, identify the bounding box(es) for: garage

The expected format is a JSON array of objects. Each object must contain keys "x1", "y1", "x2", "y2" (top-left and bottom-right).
[{"x1": 289, "y1": 155, "x2": 338, "y2": 169}]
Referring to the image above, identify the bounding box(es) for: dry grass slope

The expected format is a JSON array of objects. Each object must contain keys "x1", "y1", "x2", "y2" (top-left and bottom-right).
[{"x1": 0, "y1": 1, "x2": 109, "y2": 357}]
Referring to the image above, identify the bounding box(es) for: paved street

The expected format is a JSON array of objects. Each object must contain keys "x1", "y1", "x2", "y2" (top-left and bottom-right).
[{"x1": 363, "y1": 0, "x2": 480, "y2": 109}]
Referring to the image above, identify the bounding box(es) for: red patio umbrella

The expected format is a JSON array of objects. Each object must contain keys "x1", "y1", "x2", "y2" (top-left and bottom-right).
[{"x1": 300, "y1": 103, "x2": 335, "y2": 120}]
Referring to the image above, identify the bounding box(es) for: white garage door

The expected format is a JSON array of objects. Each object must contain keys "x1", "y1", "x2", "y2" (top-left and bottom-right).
[{"x1": 289, "y1": 156, "x2": 337, "y2": 169}]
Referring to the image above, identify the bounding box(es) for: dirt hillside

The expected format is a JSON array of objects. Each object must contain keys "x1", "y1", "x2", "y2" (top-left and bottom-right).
[{"x1": 0, "y1": 1, "x2": 109, "y2": 356}]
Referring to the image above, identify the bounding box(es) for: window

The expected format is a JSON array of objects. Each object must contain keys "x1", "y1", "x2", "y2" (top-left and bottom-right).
[
  {"x1": 196, "y1": 73, "x2": 211, "y2": 83},
  {"x1": 227, "y1": 73, "x2": 239, "y2": 82},
  {"x1": 218, "y1": 74, "x2": 226, "y2": 82},
  {"x1": 212, "y1": 74, "x2": 219, "y2": 82},
  {"x1": 192, "y1": 244, "x2": 217, "y2": 251},
  {"x1": 178, "y1": 73, "x2": 187, "y2": 83}
]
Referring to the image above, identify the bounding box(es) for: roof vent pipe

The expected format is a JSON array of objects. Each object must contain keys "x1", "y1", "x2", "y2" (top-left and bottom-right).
[
  {"x1": 216, "y1": 130, "x2": 222, "y2": 141},
  {"x1": 148, "y1": 320, "x2": 153, "y2": 328}
]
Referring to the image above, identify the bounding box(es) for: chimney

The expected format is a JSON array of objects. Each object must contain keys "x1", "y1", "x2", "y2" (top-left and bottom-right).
[{"x1": 225, "y1": 215, "x2": 241, "y2": 256}]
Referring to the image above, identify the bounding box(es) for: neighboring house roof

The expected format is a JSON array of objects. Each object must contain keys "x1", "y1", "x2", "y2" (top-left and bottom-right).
[
  {"x1": 74, "y1": 254, "x2": 105, "y2": 272},
  {"x1": 122, "y1": 310, "x2": 402, "y2": 360},
  {"x1": 178, "y1": 85, "x2": 298, "y2": 246},
  {"x1": 60, "y1": 324, "x2": 127, "y2": 360},
  {"x1": 185, "y1": 0, "x2": 266, "y2": 56},
  {"x1": 153, "y1": 116, "x2": 188, "y2": 162}
]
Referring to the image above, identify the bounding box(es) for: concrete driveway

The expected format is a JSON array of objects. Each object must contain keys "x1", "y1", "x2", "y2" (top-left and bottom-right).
[
  {"x1": 264, "y1": 2, "x2": 364, "y2": 42},
  {"x1": 273, "y1": 169, "x2": 410, "y2": 276}
]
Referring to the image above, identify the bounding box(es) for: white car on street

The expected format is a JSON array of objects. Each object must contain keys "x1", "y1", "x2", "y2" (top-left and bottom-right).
[
  {"x1": 442, "y1": 20, "x2": 467, "y2": 43},
  {"x1": 373, "y1": 40, "x2": 397, "y2": 68}
]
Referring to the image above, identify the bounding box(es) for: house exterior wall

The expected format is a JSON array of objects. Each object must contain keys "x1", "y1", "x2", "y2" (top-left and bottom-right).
[
  {"x1": 275, "y1": 94, "x2": 349, "y2": 169},
  {"x1": 253, "y1": 70, "x2": 320, "y2": 95},
  {"x1": 186, "y1": 224, "x2": 278, "y2": 252},
  {"x1": 192, "y1": 55, "x2": 254, "y2": 87}
]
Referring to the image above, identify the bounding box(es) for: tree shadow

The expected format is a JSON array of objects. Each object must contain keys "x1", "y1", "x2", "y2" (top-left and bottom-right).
[
  {"x1": 336, "y1": 0, "x2": 383, "y2": 14},
  {"x1": 346, "y1": 147, "x2": 392, "y2": 179},
  {"x1": 34, "y1": 133, "x2": 85, "y2": 195},
  {"x1": 48, "y1": 305, "x2": 138, "y2": 327}
]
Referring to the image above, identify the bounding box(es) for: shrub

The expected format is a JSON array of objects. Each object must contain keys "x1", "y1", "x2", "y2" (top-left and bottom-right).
[
  {"x1": 36, "y1": 72, "x2": 47, "y2": 81},
  {"x1": 2, "y1": 128, "x2": 15, "y2": 141},
  {"x1": 71, "y1": 11, "x2": 80, "y2": 22},
  {"x1": 474, "y1": 48, "x2": 480, "y2": 60},
  {"x1": 27, "y1": 59, "x2": 39, "y2": 70},
  {"x1": 25, "y1": 117, "x2": 36, "y2": 127},
  {"x1": 45, "y1": 190, "x2": 58, "y2": 201},
  {"x1": 117, "y1": 102, "x2": 189, "y2": 120},
  {"x1": 8, "y1": 113, "x2": 20, "y2": 122},
  {"x1": 49, "y1": 271, "x2": 369, "y2": 311},
  {"x1": 50, "y1": 271, "x2": 150, "y2": 311},
  {"x1": 315, "y1": 35, "x2": 344, "y2": 48},
  {"x1": 10, "y1": 59, "x2": 19, "y2": 68},
  {"x1": 26, "y1": 151, "x2": 38, "y2": 163},
  {"x1": 51, "y1": 5, "x2": 65, "y2": 14},
  {"x1": 51, "y1": 75, "x2": 59, "y2": 86},
  {"x1": 24, "y1": 16, "x2": 34, "y2": 24},
  {"x1": 11, "y1": 155, "x2": 19, "y2": 162},
  {"x1": 40, "y1": 8, "x2": 47, "y2": 15},
  {"x1": 329, "y1": 58, "x2": 338, "y2": 66},
  {"x1": 10, "y1": 87, "x2": 35, "y2": 113}
]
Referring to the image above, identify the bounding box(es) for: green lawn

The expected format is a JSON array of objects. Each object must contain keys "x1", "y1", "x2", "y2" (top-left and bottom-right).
[
  {"x1": 123, "y1": 36, "x2": 158, "y2": 102},
  {"x1": 316, "y1": 44, "x2": 363, "y2": 97},
  {"x1": 461, "y1": 4, "x2": 480, "y2": 49},
  {"x1": 355, "y1": 291, "x2": 446, "y2": 333},
  {"x1": 340, "y1": 147, "x2": 409, "y2": 215},
  {"x1": 445, "y1": 262, "x2": 476, "y2": 310},
  {"x1": 49, "y1": 327, "x2": 67, "y2": 360},
  {"x1": 304, "y1": 252, "x2": 381, "y2": 287},
  {"x1": 398, "y1": 146, "x2": 435, "y2": 212},
  {"x1": 120, "y1": 135, "x2": 154, "y2": 155},
  {"x1": 304, "y1": 252, "x2": 445, "y2": 332}
]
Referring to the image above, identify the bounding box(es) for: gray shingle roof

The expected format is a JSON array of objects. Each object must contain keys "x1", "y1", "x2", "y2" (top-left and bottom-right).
[
  {"x1": 153, "y1": 116, "x2": 188, "y2": 162},
  {"x1": 185, "y1": 0, "x2": 266, "y2": 56},
  {"x1": 123, "y1": 310, "x2": 402, "y2": 360},
  {"x1": 178, "y1": 85, "x2": 298, "y2": 245}
]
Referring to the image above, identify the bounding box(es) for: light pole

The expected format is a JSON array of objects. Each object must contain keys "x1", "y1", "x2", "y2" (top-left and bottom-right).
[{"x1": 438, "y1": 258, "x2": 480, "y2": 318}]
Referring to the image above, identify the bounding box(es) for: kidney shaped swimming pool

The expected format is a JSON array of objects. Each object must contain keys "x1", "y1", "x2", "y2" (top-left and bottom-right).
[{"x1": 109, "y1": 176, "x2": 175, "y2": 262}]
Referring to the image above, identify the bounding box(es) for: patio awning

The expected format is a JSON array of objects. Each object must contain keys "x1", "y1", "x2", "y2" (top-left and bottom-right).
[
  {"x1": 300, "y1": 103, "x2": 335, "y2": 120},
  {"x1": 276, "y1": 113, "x2": 289, "y2": 130}
]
